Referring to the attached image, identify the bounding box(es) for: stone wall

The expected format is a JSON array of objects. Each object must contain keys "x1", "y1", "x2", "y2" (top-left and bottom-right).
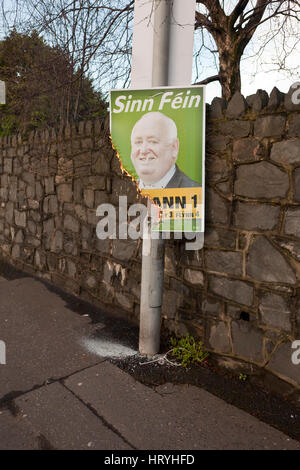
[{"x1": 0, "y1": 86, "x2": 299, "y2": 392}]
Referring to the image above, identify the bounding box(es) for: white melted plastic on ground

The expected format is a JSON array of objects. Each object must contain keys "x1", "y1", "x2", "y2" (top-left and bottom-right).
[{"x1": 81, "y1": 337, "x2": 137, "y2": 358}]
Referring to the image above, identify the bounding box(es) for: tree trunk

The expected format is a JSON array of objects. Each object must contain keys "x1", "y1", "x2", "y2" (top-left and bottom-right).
[
  {"x1": 219, "y1": 49, "x2": 242, "y2": 101},
  {"x1": 216, "y1": 33, "x2": 243, "y2": 101}
]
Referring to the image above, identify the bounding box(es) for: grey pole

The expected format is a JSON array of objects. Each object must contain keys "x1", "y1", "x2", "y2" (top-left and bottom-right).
[
  {"x1": 131, "y1": 0, "x2": 196, "y2": 356},
  {"x1": 138, "y1": 0, "x2": 170, "y2": 356}
]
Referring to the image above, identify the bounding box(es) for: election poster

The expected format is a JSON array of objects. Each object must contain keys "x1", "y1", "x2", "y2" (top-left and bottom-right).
[{"x1": 109, "y1": 86, "x2": 205, "y2": 232}]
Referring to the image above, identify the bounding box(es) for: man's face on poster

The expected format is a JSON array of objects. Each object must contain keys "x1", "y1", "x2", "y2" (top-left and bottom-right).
[{"x1": 130, "y1": 112, "x2": 179, "y2": 185}]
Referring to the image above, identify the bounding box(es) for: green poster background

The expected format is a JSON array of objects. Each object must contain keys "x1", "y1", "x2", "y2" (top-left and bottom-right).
[{"x1": 109, "y1": 86, "x2": 205, "y2": 185}]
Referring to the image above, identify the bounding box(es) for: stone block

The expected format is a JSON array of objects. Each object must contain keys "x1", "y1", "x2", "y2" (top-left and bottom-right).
[
  {"x1": 249, "y1": 90, "x2": 269, "y2": 113},
  {"x1": 254, "y1": 115, "x2": 286, "y2": 137},
  {"x1": 226, "y1": 304, "x2": 252, "y2": 320},
  {"x1": 184, "y1": 269, "x2": 204, "y2": 286},
  {"x1": 87, "y1": 209, "x2": 98, "y2": 226},
  {"x1": 231, "y1": 321, "x2": 264, "y2": 363},
  {"x1": 204, "y1": 227, "x2": 236, "y2": 250},
  {"x1": 26, "y1": 236, "x2": 40, "y2": 248},
  {"x1": 247, "y1": 236, "x2": 296, "y2": 284},
  {"x1": 47, "y1": 252, "x2": 57, "y2": 271},
  {"x1": 14, "y1": 230, "x2": 24, "y2": 243},
  {"x1": 162, "y1": 290, "x2": 182, "y2": 319},
  {"x1": 206, "y1": 189, "x2": 230, "y2": 225},
  {"x1": 13, "y1": 158, "x2": 22, "y2": 176},
  {"x1": 206, "y1": 250, "x2": 243, "y2": 276},
  {"x1": 284, "y1": 84, "x2": 300, "y2": 112},
  {"x1": 44, "y1": 177, "x2": 55, "y2": 194},
  {"x1": 64, "y1": 239, "x2": 77, "y2": 256},
  {"x1": 284, "y1": 207, "x2": 300, "y2": 237},
  {"x1": 267, "y1": 342, "x2": 300, "y2": 386},
  {"x1": 233, "y1": 202, "x2": 280, "y2": 231},
  {"x1": 94, "y1": 191, "x2": 109, "y2": 207},
  {"x1": 84, "y1": 274, "x2": 97, "y2": 290},
  {"x1": 206, "y1": 135, "x2": 229, "y2": 152},
  {"x1": 216, "y1": 180, "x2": 232, "y2": 196},
  {"x1": 57, "y1": 184, "x2": 73, "y2": 202},
  {"x1": 17, "y1": 190, "x2": 26, "y2": 209},
  {"x1": 111, "y1": 177, "x2": 139, "y2": 205},
  {"x1": 67, "y1": 260, "x2": 77, "y2": 278},
  {"x1": 35, "y1": 182, "x2": 44, "y2": 200},
  {"x1": 83, "y1": 175, "x2": 106, "y2": 190},
  {"x1": 271, "y1": 140, "x2": 300, "y2": 166},
  {"x1": 218, "y1": 120, "x2": 250, "y2": 138},
  {"x1": 95, "y1": 239, "x2": 111, "y2": 254},
  {"x1": 11, "y1": 244, "x2": 20, "y2": 259},
  {"x1": 43, "y1": 195, "x2": 58, "y2": 215},
  {"x1": 23, "y1": 171, "x2": 35, "y2": 185},
  {"x1": 8, "y1": 181, "x2": 18, "y2": 202},
  {"x1": 232, "y1": 139, "x2": 261, "y2": 162},
  {"x1": 91, "y1": 151, "x2": 111, "y2": 175},
  {"x1": 267, "y1": 87, "x2": 284, "y2": 111},
  {"x1": 28, "y1": 221, "x2": 36, "y2": 235},
  {"x1": 50, "y1": 230, "x2": 64, "y2": 253},
  {"x1": 226, "y1": 92, "x2": 247, "y2": 118},
  {"x1": 84, "y1": 189, "x2": 95, "y2": 208},
  {"x1": 115, "y1": 292, "x2": 134, "y2": 311},
  {"x1": 180, "y1": 249, "x2": 203, "y2": 268},
  {"x1": 4, "y1": 158, "x2": 12, "y2": 174},
  {"x1": 234, "y1": 162, "x2": 289, "y2": 199},
  {"x1": 294, "y1": 168, "x2": 300, "y2": 202},
  {"x1": 74, "y1": 179, "x2": 83, "y2": 202},
  {"x1": 209, "y1": 275, "x2": 253, "y2": 306},
  {"x1": 79, "y1": 135, "x2": 92, "y2": 150},
  {"x1": 34, "y1": 250, "x2": 46, "y2": 269},
  {"x1": 64, "y1": 215, "x2": 80, "y2": 233},
  {"x1": 208, "y1": 321, "x2": 231, "y2": 353},
  {"x1": 26, "y1": 184, "x2": 35, "y2": 200},
  {"x1": 75, "y1": 204, "x2": 87, "y2": 222},
  {"x1": 258, "y1": 292, "x2": 291, "y2": 332},
  {"x1": 206, "y1": 155, "x2": 230, "y2": 182},
  {"x1": 0, "y1": 187, "x2": 8, "y2": 201},
  {"x1": 246, "y1": 94, "x2": 256, "y2": 108},
  {"x1": 209, "y1": 97, "x2": 226, "y2": 119},
  {"x1": 43, "y1": 218, "x2": 55, "y2": 235},
  {"x1": 202, "y1": 296, "x2": 222, "y2": 318},
  {"x1": 288, "y1": 114, "x2": 300, "y2": 137},
  {"x1": 14, "y1": 210, "x2": 26, "y2": 227},
  {"x1": 28, "y1": 199, "x2": 39, "y2": 210},
  {"x1": 112, "y1": 240, "x2": 137, "y2": 261},
  {"x1": 272, "y1": 236, "x2": 300, "y2": 262},
  {"x1": 29, "y1": 210, "x2": 41, "y2": 223},
  {"x1": 164, "y1": 247, "x2": 177, "y2": 276}
]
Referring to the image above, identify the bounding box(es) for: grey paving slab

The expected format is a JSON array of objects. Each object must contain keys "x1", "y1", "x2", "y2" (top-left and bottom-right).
[
  {"x1": 65, "y1": 362, "x2": 300, "y2": 450},
  {"x1": 156, "y1": 383, "x2": 300, "y2": 450},
  {"x1": 15, "y1": 382, "x2": 131, "y2": 450},
  {"x1": 0, "y1": 278, "x2": 103, "y2": 399},
  {"x1": 0, "y1": 409, "x2": 39, "y2": 450}
]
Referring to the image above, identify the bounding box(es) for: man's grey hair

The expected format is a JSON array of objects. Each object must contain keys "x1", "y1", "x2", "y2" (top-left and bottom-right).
[{"x1": 131, "y1": 111, "x2": 178, "y2": 142}]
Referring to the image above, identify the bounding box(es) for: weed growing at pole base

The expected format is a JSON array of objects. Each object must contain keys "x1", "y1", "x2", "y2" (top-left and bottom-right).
[{"x1": 169, "y1": 334, "x2": 209, "y2": 368}]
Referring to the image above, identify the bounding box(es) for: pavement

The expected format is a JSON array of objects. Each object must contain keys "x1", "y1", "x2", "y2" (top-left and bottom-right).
[{"x1": 0, "y1": 274, "x2": 300, "y2": 451}]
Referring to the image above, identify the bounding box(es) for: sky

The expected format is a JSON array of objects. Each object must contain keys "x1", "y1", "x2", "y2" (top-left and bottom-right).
[
  {"x1": 0, "y1": 0, "x2": 299, "y2": 103},
  {"x1": 193, "y1": 1, "x2": 300, "y2": 103}
]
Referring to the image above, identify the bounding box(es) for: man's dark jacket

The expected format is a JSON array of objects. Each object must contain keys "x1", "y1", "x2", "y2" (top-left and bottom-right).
[{"x1": 166, "y1": 164, "x2": 201, "y2": 188}]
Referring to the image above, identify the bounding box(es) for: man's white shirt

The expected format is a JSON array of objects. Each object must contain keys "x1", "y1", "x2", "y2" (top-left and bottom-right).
[{"x1": 138, "y1": 165, "x2": 176, "y2": 189}]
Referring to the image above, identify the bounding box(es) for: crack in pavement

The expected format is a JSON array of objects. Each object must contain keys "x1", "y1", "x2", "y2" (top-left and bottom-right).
[{"x1": 61, "y1": 374, "x2": 138, "y2": 451}]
